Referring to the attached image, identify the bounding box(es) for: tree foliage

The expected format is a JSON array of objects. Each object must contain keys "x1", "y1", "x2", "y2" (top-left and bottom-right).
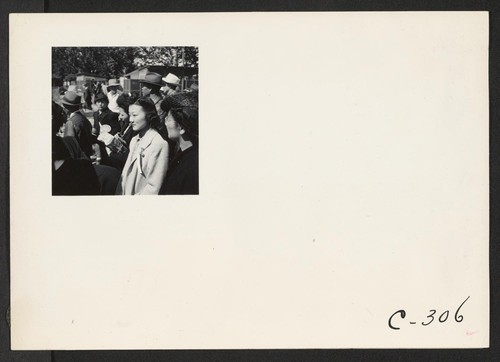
[
  {"x1": 134, "y1": 47, "x2": 199, "y2": 68},
  {"x1": 52, "y1": 46, "x2": 198, "y2": 79}
]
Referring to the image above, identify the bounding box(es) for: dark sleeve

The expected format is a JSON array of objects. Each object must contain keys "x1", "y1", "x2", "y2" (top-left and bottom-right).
[
  {"x1": 122, "y1": 128, "x2": 138, "y2": 147},
  {"x1": 96, "y1": 140, "x2": 110, "y2": 165},
  {"x1": 54, "y1": 159, "x2": 100, "y2": 195},
  {"x1": 102, "y1": 112, "x2": 121, "y2": 135},
  {"x1": 61, "y1": 136, "x2": 88, "y2": 160},
  {"x1": 66, "y1": 119, "x2": 81, "y2": 139},
  {"x1": 181, "y1": 164, "x2": 199, "y2": 194},
  {"x1": 93, "y1": 165, "x2": 120, "y2": 195},
  {"x1": 92, "y1": 112, "x2": 100, "y2": 134},
  {"x1": 108, "y1": 150, "x2": 129, "y2": 172},
  {"x1": 160, "y1": 150, "x2": 199, "y2": 195},
  {"x1": 109, "y1": 112, "x2": 121, "y2": 135},
  {"x1": 78, "y1": 160, "x2": 101, "y2": 195}
]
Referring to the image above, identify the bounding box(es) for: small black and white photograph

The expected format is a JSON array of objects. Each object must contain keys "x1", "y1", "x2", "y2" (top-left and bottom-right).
[{"x1": 52, "y1": 46, "x2": 199, "y2": 195}]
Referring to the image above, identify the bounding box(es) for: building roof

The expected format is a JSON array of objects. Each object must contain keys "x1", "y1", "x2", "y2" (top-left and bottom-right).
[
  {"x1": 75, "y1": 72, "x2": 106, "y2": 78},
  {"x1": 123, "y1": 66, "x2": 149, "y2": 76},
  {"x1": 123, "y1": 65, "x2": 198, "y2": 78}
]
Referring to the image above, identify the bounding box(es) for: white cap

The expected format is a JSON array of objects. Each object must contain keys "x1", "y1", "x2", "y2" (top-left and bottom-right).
[{"x1": 163, "y1": 73, "x2": 180, "y2": 86}]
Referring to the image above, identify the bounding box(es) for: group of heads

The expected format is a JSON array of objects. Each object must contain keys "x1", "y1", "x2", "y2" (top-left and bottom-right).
[
  {"x1": 111, "y1": 91, "x2": 196, "y2": 143},
  {"x1": 57, "y1": 72, "x2": 198, "y2": 143},
  {"x1": 140, "y1": 72, "x2": 180, "y2": 97},
  {"x1": 131, "y1": 71, "x2": 198, "y2": 143},
  {"x1": 127, "y1": 93, "x2": 198, "y2": 143}
]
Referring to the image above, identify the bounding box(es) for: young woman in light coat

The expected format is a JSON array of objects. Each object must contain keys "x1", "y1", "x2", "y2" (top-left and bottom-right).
[{"x1": 115, "y1": 97, "x2": 169, "y2": 195}]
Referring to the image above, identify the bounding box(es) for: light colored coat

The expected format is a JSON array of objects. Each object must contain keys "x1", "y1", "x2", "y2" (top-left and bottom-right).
[{"x1": 116, "y1": 128, "x2": 169, "y2": 195}]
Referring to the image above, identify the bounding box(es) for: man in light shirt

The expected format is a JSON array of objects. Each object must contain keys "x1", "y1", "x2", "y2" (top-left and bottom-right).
[
  {"x1": 161, "y1": 73, "x2": 180, "y2": 97},
  {"x1": 105, "y1": 78, "x2": 121, "y2": 113}
]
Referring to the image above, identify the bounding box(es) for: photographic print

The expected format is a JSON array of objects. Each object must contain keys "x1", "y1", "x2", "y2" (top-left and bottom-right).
[{"x1": 52, "y1": 46, "x2": 199, "y2": 195}]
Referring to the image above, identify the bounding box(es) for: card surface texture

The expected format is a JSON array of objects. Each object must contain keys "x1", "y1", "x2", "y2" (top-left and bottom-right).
[{"x1": 9, "y1": 12, "x2": 489, "y2": 349}]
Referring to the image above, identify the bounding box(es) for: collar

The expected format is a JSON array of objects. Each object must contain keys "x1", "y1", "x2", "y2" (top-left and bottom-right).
[
  {"x1": 135, "y1": 128, "x2": 158, "y2": 150},
  {"x1": 128, "y1": 129, "x2": 159, "y2": 169},
  {"x1": 69, "y1": 110, "x2": 82, "y2": 118},
  {"x1": 171, "y1": 144, "x2": 196, "y2": 163}
]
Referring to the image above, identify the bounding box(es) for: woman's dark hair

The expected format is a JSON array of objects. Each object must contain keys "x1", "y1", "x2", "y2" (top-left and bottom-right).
[
  {"x1": 129, "y1": 91, "x2": 140, "y2": 104},
  {"x1": 116, "y1": 93, "x2": 130, "y2": 114},
  {"x1": 132, "y1": 97, "x2": 162, "y2": 131},
  {"x1": 170, "y1": 106, "x2": 199, "y2": 143}
]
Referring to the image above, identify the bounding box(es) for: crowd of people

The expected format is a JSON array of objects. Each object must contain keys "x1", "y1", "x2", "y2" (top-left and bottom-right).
[{"x1": 52, "y1": 71, "x2": 199, "y2": 196}]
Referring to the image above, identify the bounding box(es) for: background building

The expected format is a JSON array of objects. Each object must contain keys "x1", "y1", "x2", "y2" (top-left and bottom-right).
[{"x1": 122, "y1": 65, "x2": 198, "y2": 95}]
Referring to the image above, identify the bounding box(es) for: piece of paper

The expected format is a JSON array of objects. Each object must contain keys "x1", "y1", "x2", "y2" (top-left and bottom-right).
[{"x1": 10, "y1": 12, "x2": 489, "y2": 349}]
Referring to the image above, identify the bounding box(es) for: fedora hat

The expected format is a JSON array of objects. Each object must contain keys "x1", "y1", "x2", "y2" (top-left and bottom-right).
[
  {"x1": 107, "y1": 79, "x2": 120, "y2": 88},
  {"x1": 164, "y1": 73, "x2": 180, "y2": 86},
  {"x1": 140, "y1": 72, "x2": 166, "y2": 87},
  {"x1": 60, "y1": 91, "x2": 81, "y2": 106}
]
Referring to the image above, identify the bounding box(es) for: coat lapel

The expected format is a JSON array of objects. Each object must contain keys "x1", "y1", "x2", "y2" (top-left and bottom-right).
[
  {"x1": 99, "y1": 108, "x2": 108, "y2": 123},
  {"x1": 125, "y1": 129, "x2": 157, "y2": 173}
]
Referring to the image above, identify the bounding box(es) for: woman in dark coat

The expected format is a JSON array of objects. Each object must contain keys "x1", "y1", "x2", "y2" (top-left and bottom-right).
[
  {"x1": 160, "y1": 106, "x2": 199, "y2": 195},
  {"x1": 52, "y1": 136, "x2": 100, "y2": 195}
]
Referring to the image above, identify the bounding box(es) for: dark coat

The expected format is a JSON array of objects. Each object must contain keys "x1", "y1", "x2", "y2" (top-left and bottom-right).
[
  {"x1": 107, "y1": 122, "x2": 138, "y2": 172},
  {"x1": 83, "y1": 87, "x2": 92, "y2": 106},
  {"x1": 93, "y1": 164, "x2": 121, "y2": 195},
  {"x1": 160, "y1": 145, "x2": 199, "y2": 195},
  {"x1": 156, "y1": 124, "x2": 176, "y2": 162},
  {"x1": 53, "y1": 159, "x2": 100, "y2": 195},
  {"x1": 120, "y1": 123, "x2": 138, "y2": 147},
  {"x1": 93, "y1": 107, "x2": 120, "y2": 135},
  {"x1": 65, "y1": 111, "x2": 93, "y2": 158}
]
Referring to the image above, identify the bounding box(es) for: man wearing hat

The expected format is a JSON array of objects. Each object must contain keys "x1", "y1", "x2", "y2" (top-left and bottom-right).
[
  {"x1": 140, "y1": 72, "x2": 166, "y2": 122},
  {"x1": 161, "y1": 73, "x2": 180, "y2": 97},
  {"x1": 93, "y1": 93, "x2": 121, "y2": 135},
  {"x1": 60, "y1": 91, "x2": 93, "y2": 158},
  {"x1": 106, "y1": 79, "x2": 121, "y2": 113}
]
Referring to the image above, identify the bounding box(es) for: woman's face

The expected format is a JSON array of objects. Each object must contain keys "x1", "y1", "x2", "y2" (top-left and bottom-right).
[
  {"x1": 129, "y1": 104, "x2": 149, "y2": 132},
  {"x1": 117, "y1": 106, "x2": 129, "y2": 123},
  {"x1": 165, "y1": 111, "x2": 183, "y2": 141}
]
